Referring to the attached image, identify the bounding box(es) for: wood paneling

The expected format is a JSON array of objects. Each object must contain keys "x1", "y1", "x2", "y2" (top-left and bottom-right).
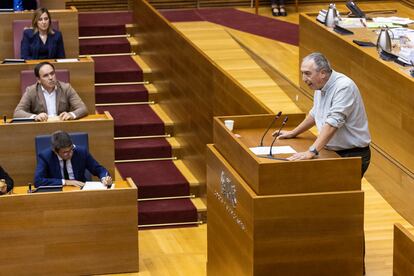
[
  {"x1": 66, "y1": 0, "x2": 129, "y2": 11},
  {"x1": 0, "y1": 113, "x2": 114, "y2": 186},
  {"x1": 207, "y1": 144, "x2": 364, "y2": 275},
  {"x1": 40, "y1": 0, "x2": 66, "y2": 9},
  {"x1": 0, "y1": 7, "x2": 79, "y2": 60},
  {"x1": 213, "y1": 114, "x2": 361, "y2": 195},
  {"x1": 0, "y1": 58, "x2": 95, "y2": 118},
  {"x1": 393, "y1": 224, "x2": 414, "y2": 275},
  {"x1": 0, "y1": 178, "x2": 138, "y2": 275},
  {"x1": 132, "y1": 0, "x2": 271, "y2": 189},
  {"x1": 299, "y1": 8, "x2": 414, "y2": 225}
]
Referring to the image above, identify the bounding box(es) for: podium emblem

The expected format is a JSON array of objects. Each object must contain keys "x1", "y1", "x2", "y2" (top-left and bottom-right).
[{"x1": 220, "y1": 171, "x2": 237, "y2": 208}]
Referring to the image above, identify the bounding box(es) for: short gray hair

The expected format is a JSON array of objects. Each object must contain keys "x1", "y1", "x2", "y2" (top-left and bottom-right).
[{"x1": 303, "y1": 52, "x2": 332, "y2": 73}]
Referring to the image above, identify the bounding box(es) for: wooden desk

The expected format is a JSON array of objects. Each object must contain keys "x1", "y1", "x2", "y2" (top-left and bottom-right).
[
  {"x1": 0, "y1": 7, "x2": 79, "y2": 60},
  {"x1": 393, "y1": 223, "x2": 414, "y2": 275},
  {"x1": 299, "y1": 6, "x2": 414, "y2": 224},
  {"x1": 0, "y1": 58, "x2": 95, "y2": 117},
  {"x1": 0, "y1": 113, "x2": 114, "y2": 186},
  {"x1": 207, "y1": 114, "x2": 363, "y2": 275},
  {"x1": 0, "y1": 178, "x2": 138, "y2": 275}
]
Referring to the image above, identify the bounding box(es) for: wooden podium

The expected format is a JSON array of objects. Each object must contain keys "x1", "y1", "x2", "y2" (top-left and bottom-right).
[{"x1": 206, "y1": 114, "x2": 364, "y2": 275}]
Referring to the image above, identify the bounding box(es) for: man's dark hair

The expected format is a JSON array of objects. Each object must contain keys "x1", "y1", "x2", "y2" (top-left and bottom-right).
[
  {"x1": 51, "y1": 131, "x2": 73, "y2": 152},
  {"x1": 34, "y1": 61, "x2": 55, "y2": 78}
]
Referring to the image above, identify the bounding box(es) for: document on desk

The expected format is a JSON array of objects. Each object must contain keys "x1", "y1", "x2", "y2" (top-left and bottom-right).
[
  {"x1": 82, "y1": 181, "x2": 109, "y2": 190},
  {"x1": 249, "y1": 146, "x2": 296, "y2": 155}
]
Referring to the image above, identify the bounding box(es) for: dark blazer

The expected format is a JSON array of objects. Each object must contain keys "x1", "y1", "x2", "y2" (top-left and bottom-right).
[
  {"x1": 20, "y1": 28, "x2": 65, "y2": 60},
  {"x1": 34, "y1": 146, "x2": 108, "y2": 187},
  {"x1": 0, "y1": 166, "x2": 14, "y2": 193}
]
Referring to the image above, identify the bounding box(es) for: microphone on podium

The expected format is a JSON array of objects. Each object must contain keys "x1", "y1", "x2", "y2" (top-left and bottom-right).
[
  {"x1": 259, "y1": 111, "x2": 282, "y2": 147},
  {"x1": 268, "y1": 116, "x2": 289, "y2": 158}
]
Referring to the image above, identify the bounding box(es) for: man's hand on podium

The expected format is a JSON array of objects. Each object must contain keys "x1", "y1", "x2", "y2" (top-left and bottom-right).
[
  {"x1": 287, "y1": 150, "x2": 316, "y2": 161},
  {"x1": 273, "y1": 130, "x2": 295, "y2": 139}
]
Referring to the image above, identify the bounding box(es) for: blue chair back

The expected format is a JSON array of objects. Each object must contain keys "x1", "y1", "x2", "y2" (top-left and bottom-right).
[{"x1": 35, "y1": 132, "x2": 91, "y2": 181}]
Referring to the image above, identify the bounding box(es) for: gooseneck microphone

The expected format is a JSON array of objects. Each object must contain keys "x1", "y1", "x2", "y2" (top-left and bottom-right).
[
  {"x1": 259, "y1": 111, "x2": 282, "y2": 147},
  {"x1": 269, "y1": 116, "x2": 289, "y2": 157}
]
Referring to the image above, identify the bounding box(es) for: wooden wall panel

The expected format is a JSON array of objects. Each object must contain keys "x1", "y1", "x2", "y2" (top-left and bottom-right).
[
  {"x1": 0, "y1": 8, "x2": 79, "y2": 60},
  {"x1": 132, "y1": 0, "x2": 271, "y2": 188},
  {"x1": 0, "y1": 58, "x2": 95, "y2": 118}
]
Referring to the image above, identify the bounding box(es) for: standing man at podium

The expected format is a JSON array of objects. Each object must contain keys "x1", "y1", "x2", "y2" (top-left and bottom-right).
[{"x1": 275, "y1": 52, "x2": 371, "y2": 177}]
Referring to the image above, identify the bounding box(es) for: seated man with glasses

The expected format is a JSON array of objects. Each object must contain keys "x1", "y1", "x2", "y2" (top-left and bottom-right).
[{"x1": 34, "y1": 130, "x2": 112, "y2": 188}]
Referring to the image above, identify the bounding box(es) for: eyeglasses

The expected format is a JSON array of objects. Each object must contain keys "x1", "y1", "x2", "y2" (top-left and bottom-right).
[{"x1": 59, "y1": 145, "x2": 74, "y2": 156}]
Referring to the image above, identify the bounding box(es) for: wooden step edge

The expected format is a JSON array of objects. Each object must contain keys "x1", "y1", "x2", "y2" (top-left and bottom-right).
[
  {"x1": 173, "y1": 159, "x2": 200, "y2": 189},
  {"x1": 146, "y1": 83, "x2": 159, "y2": 102},
  {"x1": 192, "y1": 197, "x2": 207, "y2": 223},
  {"x1": 131, "y1": 55, "x2": 152, "y2": 75},
  {"x1": 151, "y1": 104, "x2": 174, "y2": 135},
  {"x1": 125, "y1": 23, "x2": 138, "y2": 35},
  {"x1": 166, "y1": 136, "x2": 181, "y2": 159}
]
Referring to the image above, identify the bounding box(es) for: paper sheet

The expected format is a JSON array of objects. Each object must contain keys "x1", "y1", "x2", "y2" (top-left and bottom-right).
[
  {"x1": 249, "y1": 146, "x2": 296, "y2": 155},
  {"x1": 56, "y1": 58, "x2": 79, "y2": 63},
  {"x1": 82, "y1": 181, "x2": 110, "y2": 190}
]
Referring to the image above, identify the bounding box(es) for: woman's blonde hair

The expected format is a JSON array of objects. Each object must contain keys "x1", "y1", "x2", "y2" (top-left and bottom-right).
[{"x1": 32, "y1": 8, "x2": 54, "y2": 34}]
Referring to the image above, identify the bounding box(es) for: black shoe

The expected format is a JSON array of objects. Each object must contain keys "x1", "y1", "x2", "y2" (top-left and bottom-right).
[
  {"x1": 279, "y1": 7, "x2": 287, "y2": 16},
  {"x1": 272, "y1": 7, "x2": 279, "y2": 16}
]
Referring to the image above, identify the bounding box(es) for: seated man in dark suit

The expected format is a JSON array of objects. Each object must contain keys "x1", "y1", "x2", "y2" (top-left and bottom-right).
[
  {"x1": 14, "y1": 61, "x2": 88, "y2": 121},
  {"x1": 34, "y1": 130, "x2": 112, "y2": 188}
]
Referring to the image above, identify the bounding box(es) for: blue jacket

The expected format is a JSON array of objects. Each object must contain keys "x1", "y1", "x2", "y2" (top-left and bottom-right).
[
  {"x1": 34, "y1": 146, "x2": 108, "y2": 187},
  {"x1": 20, "y1": 28, "x2": 65, "y2": 60}
]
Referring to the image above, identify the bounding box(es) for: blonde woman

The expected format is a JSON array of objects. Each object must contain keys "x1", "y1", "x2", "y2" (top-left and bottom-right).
[{"x1": 20, "y1": 8, "x2": 65, "y2": 59}]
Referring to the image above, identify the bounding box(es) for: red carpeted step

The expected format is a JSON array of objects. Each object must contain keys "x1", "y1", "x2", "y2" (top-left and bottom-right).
[
  {"x1": 96, "y1": 105, "x2": 164, "y2": 137},
  {"x1": 138, "y1": 199, "x2": 197, "y2": 226},
  {"x1": 79, "y1": 11, "x2": 132, "y2": 36},
  {"x1": 115, "y1": 138, "x2": 171, "y2": 160},
  {"x1": 95, "y1": 84, "x2": 148, "y2": 104},
  {"x1": 117, "y1": 160, "x2": 189, "y2": 198},
  {"x1": 80, "y1": 38, "x2": 131, "y2": 55},
  {"x1": 94, "y1": 56, "x2": 143, "y2": 83}
]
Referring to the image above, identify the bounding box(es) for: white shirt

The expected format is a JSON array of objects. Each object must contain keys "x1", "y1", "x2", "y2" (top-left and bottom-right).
[
  {"x1": 41, "y1": 85, "x2": 57, "y2": 116},
  {"x1": 30, "y1": 85, "x2": 76, "y2": 119},
  {"x1": 309, "y1": 70, "x2": 371, "y2": 150}
]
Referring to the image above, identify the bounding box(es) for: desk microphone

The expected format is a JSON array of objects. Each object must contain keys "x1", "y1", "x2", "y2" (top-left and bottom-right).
[
  {"x1": 269, "y1": 116, "x2": 289, "y2": 157},
  {"x1": 259, "y1": 111, "x2": 282, "y2": 147}
]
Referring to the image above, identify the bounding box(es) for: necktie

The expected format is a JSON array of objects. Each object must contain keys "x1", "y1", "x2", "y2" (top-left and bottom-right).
[{"x1": 63, "y1": 160, "x2": 69, "y2": 180}]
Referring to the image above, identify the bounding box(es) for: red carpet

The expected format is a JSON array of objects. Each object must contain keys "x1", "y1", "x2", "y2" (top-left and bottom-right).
[
  {"x1": 160, "y1": 8, "x2": 299, "y2": 46},
  {"x1": 80, "y1": 38, "x2": 131, "y2": 55},
  {"x1": 96, "y1": 105, "x2": 165, "y2": 137},
  {"x1": 94, "y1": 56, "x2": 143, "y2": 83},
  {"x1": 115, "y1": 138, "x2": 172, "y2": 160},
  {"x1": 80, "y1": 11, "x2": 198, "y2": 227},
  {"x1": 117, "y1": 161, "x2": 189, "y2": 198},
  {"x1": 95, "y1": 84, "x2": 149, "y2": 104},
  {"x1": 78, "y1": 11, "x2": 132, "y2": 36},
  {"x1": 138, "y1": 199, "x2": 198, "y2": 225}
]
